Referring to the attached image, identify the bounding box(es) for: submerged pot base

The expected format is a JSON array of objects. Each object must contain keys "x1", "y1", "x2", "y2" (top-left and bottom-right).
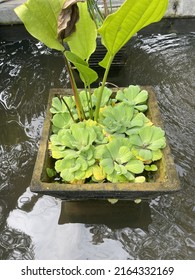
[{"x1": 30, "y1": 87, "x2": 180, "y2": 200}]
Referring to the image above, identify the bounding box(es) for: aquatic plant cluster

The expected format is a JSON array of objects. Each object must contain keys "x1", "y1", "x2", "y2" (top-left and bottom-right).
[
  {"x1": 15, "y1": 0, "x2": 168, "y2": 184},
  {"x1": 48, "y1": 85, "x2": 166, "y2": 183}
]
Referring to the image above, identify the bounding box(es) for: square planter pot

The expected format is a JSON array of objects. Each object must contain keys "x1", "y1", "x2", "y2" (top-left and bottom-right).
[{"x1": 30, "y1": 87, "x2": 180, "y2": 200}]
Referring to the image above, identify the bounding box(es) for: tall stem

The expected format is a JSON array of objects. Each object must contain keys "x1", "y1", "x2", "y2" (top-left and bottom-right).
[
  {"x1": 63, "y1": 54, "x2": 85, "y2": 121},
  {"x1": 94, "y1": 55, "x2": 113, "y2": 121}
]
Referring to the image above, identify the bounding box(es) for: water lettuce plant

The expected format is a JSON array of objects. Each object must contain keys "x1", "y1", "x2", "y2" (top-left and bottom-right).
[{"x1": 15, "y1": 0, "x2": 168, "y2": 184}]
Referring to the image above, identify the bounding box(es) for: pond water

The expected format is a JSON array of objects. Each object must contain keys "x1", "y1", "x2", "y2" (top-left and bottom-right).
[{"x1": 0, "y1": 33, "x2": 195, "y2": 260}]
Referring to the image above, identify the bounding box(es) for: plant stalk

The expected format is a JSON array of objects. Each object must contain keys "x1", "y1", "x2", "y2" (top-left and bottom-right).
[
  {"x1": 61, "y1": 96, "x2": 76, "y2": 122},
  {"x1": 94, "y1": 54, "x2": 113, "y2": 121},
  {"x1": 63, "y1": 53, "x2": 85, "y2": 121}
]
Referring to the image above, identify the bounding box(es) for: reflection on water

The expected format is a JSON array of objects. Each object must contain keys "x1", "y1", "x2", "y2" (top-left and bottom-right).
[
  {"x1": 0, "y1": 34, "x2": 195, "y2": 259},
  {"x1": 59, "y1": 200, "x2": 152, "y2": 230}
]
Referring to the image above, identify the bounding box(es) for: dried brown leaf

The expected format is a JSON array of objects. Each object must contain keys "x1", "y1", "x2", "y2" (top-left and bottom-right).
[{"x1": 58, "y1": 0, "x2": 85, "y2": 40}]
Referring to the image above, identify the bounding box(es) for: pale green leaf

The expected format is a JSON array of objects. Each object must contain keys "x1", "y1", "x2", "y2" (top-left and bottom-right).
[
  {"x1": 52, "y1": 112, "x2": 73, "y2": 129},
  {"x1": 67, "y1": 2, "x2": 97, "y2": 61},
  {"x1": 65, "y1": 51, "x2": 98, "y2": 86},
  {"x1": 139, "y1": 126, "x2": 153, "y2": 143},
  {"x1": 152, "y1": 149, "x2": 163, "y2": 161},
  {"x1": 126, "y1": 159, "x2": 144, "y2": 174},
  {"x1": 92, "y1": 87, "x2": 112, "y2": 107},
  {"x1": 14, "y1": 0, "x2": 65, "y2": 51},
  {"x1": 139, "y1": 149, "x2": 152, "y2": 161},
  {"x1": 98, "y1": 0, "x2": 168, "y2": 55},
  {"x1": 46, "y1": 168, "x2": 56, "y2": 178},
  {"x1": 144, "y1": 164, "x2": 158, "y2": 171},
  {"x1": 134, "y1": 176, "x2": 146, "y2": 183},
  {"x1": 98, "y1": 51, "x2": 112, "y2": 69},
  {"x1": 117, "y1": 146, "x2": 132, "y2": 163},
  {"x1": 92, "y1": 165, "x2": 106, "y2": 181},
  {"x1": 100, "y1": 158, "x2": 114, "y2": 175}
]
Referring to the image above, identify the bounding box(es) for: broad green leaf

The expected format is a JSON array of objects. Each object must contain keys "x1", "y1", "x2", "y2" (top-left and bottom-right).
[
  {"x1": 14, "y1": 0, "x2": 65, "y2": 51},
  {"x1": 144, "y1": 164, "x2": 158, "y2": 171},
  {"x1": 67, "y1": 2, "x2": 97, "y2": 61},
  {"x1": 116, "y1": 86, "x2": 148, "y2": 112},
  {"x1": 92, "y1": 165, "x2": 106, "y2": 181},
  {"x1": 74, "y1": 170, "x2": 86, "y2": 180},
  {"x1": 129, "y1": 135, "x2": 142, "y2": 146},
  {"x1": 152, "y1": 149, "x2": 163, "y2": 161},
  {"x1": 77, "y1": 157, "x2": 88, "y2": 171},
  {"x1": 84, "y1": 167, "x2": 93, "y2": 179},
  {"x1": 100, "y1": 158, "x2": 114, "y2": 175},
  {"x1": 129, "y1": 113, "x2": 145, "y2": 128},
  {"x1": 65, "y1": 51, "x2": 98, "y2": 86},
  {"x1": 134, "y1": 176, "x2": 146, "y2": 183},
  {"x1": 99, "y1": 51, "x2": 112, "y2": 69},
  {"x1": 46, "y1": 168, "x2": 56, "y2": 178},
  {"x1": 134, "y1": 90, "x2": 148, "y2": 104},
  {"x1": 124, "y1": 171, "x2": 135, "y2": 181},
  {"x1": 152, "y1": 127, "x2": 165, "y2": 140},
  {"x1": 117, "y1": 146, "x2": 132, "y2": 163},
  {"x1": 98, "y1": 0, "x2": 168, "y2": 55},
  {"x1": 139, "y1": 126, "x2": 153, "y2": 144},
  {"x1": 65, "y1": 50, "x2": 88, "y2": 66},
  {"x1": 114, "y1": 163, "x2": 127, "y2": 175},
  {"x1": 106, "y1": 140, "x2": 120, "y2": 159},
  {"x1": 50, "y1": 97, "x2": 65, "y2": 113},
  {"x1": 92, "y1": 87, "x2": 112, "y2": 107},
  {"x1": 52, "y1": 112, "x2": 73, "y2": 129},
  {"x1": 139, "y1": 149, "x2": 152, "y2": 161},
  {"x1": 126, "y1": 159, "x2": 144, "y2": 174},
  {"x1": 107, "y1": 172, "x2": 130, "y2": 183},
  {"x1": 52, "y1": 114, "x2": 72, "y2": 129},
  {"x1": 149, "y1": 138, "x2": 166, "y2": 150},
  {"x1": 61, "y1": 169, "x2": 74, "y2": 182}
]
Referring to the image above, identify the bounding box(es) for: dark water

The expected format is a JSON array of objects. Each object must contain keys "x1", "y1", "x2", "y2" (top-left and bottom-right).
[{"x1": 0, "y1": 33, "x2": 194, "y2": 260}]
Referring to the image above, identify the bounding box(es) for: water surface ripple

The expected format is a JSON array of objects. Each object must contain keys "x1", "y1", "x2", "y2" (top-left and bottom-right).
[{"x1": 0, "y1": 34, "x2": 194, "y2": 259}]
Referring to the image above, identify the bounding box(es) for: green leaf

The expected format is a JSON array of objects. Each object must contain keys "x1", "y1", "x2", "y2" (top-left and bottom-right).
[
  {"x1": 67, "y1": 2, "x2": 97, "y2": 61},
  {"x1": 126, "y1": 159, "x2": 144, "y2": 174},
  {"x1": 101, "y1": 103, "x2": 134, "y2": 134},
  {"x1": 98, "y1": 0, "x2": 168, "y2": 56},
  {"x1": 139, "y1": 149, "x2": 152, "y2": 161},
  {"x1": 116, "y1": 86, "x2": 148, "y2": 112},
  {"x1": 144, "y1": 164, "x2": 158, "y2": 171},
  {"x1": 99, "y1": 51, "x2": 112, "y2": 69},
  {"x1": 152, "y1": 149, "x2": 163, "y2": 161},
  {"x1": 14, "y1": 0, "x2": 65, "y2": 51},
  {"x1": 92, "y1": 87, "x2": 112, "y2": 107},
  {"x1": 117, "y1": 146, "x2": 132, "y2": 164},
  {"x1": 107, "y1": 172, "x2": 130, "y2": 183},
  {"x1": 65, "y1": 51, "x2": 98, "y2": 86},
  {"x1": 50, "y1": 97, "x2": 65, "y2": 113},
  {"x1": 100, "y1": 158, "x2": 114, "y2": 175},
  {"x1": 52, "y1": 112, "x2": 73, "y2": 129},
  {"x1": 134, "y1": 176, "x2": 146, "y2": 183},
  {"x1": 92, "y1": 165, "x2": 106, "y2": 181},
  {"x1": 46, "y1": 168, "x2": 56, "y2": 178},
  {"x1": 139, "y1": 126, "x2": 153, "y2": 144},
  {"x1": 106, "y1": 140, "x2": 120, "y2": 159}
]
